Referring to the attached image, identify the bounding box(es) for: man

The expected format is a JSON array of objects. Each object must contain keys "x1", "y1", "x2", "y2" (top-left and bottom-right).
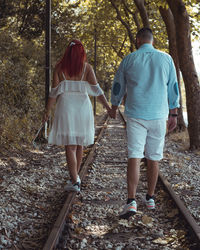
[{"x1": 110, "y1": 28, "x2": 179, "y2": 219}]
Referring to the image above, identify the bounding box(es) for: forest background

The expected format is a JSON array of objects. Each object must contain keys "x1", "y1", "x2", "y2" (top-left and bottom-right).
[{"x1": 0, "y1": 0, "x2": 200, "y2": 151}]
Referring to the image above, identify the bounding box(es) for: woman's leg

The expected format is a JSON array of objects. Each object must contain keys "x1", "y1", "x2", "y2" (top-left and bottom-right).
[
  {"x1": 76, "y1": 145, "x2": 83, "y2": 174},
  {"x1": 65, "y1": 145, "x2": 78, "y2": 184}
]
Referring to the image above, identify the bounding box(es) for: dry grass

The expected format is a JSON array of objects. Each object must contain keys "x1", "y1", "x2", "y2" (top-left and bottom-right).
[
  {"x1": 168, "y1": 130, "x2": 189, "y2": 144},
  {"x1": 168, "y1": 129, "x2": 200, "y2": 155}
]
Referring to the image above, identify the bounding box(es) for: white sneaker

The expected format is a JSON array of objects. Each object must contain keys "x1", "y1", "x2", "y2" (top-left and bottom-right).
[
  {"x1": 64, "y1": 182, "x2": 80, "y2": 192},
  {"x1": 119, "y1": 200, "x2": 137, "y2": 219},
  {"x1": 66, "y1": 175, "x2": 81, "y2": 185},
  {"x1": 77, "y1": 175, "x2": 81, "y2": 184},
  {"x1": 145, "y1": 198, "x2": 155, "y2": 209}
]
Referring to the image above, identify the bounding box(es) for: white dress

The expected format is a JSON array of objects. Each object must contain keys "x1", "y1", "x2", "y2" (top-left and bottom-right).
[{"x1": 48, "y1": 65, "x2": 104, "y2": 146}]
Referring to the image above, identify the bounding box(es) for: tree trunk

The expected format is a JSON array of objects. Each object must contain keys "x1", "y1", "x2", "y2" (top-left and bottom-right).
[
  {"x1": 167, "y1": 0, "x2": 200, "y2": 149},
  {"x1": 133, "y1": 0, "x2": 150, "y2": 27},
  {"x1": 159, "y1": 6, "x2": 186, "y2": 131}
]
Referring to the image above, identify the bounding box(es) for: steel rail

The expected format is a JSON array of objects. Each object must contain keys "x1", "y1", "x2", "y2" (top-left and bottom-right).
[
  {"x1": 43, "y1": 114, "x2": 109, "y2": 250},
  {"x1": 159, "y1": 174, "x2": 200, "y2": 242},
  {"x1": 118, "y1": 108, "x2": 200, "y2": 243}
]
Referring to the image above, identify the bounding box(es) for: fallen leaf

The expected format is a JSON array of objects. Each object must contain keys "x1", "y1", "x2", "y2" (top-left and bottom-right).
[
  {"x1": 68, "y1": 212, "x2": 75, "y2": 221},
  {"x1": 74, "y1": 227, "x2": 83, "y2": 234},
  {"x1": 74, "y1": 201, "x2": 83, "y2": 206},
  {"x1": 118, "y1": 219, "x2": 132, "y2": 228},
  {"x1": 142, "y1": 215, "x2": 153, "y2": 225},
  {"x1": 165, "y1": 236, "x2": 175, "y2": 243},
  {"x1": 153, "y1": 238, "x2": 168, "y2": 245},
  {"x1": 177, "y1": 230, "x2": 186, "y2": 239},
  {"x1": 167, "y1": 208, "x2": 179, "y2": 218},
  {"x1": 70, "y1": 214, "x2": 80, "y2": 224}
]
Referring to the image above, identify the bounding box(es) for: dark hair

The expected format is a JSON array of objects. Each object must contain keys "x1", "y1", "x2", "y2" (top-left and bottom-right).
[{"x1": 136, "y1": 27, "x2": 153, "y2": 41}]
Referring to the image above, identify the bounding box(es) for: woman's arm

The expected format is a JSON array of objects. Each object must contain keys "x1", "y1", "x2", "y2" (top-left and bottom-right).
[
  {"x1": 43, "y1": 68, "x2": 59, "y2": 123},
  {"x1": 86, "y1": 63, "x2": 111, "y2": 112},
  {"x1": 97, "y1": 95, "x2": 111, "y2": 112}
]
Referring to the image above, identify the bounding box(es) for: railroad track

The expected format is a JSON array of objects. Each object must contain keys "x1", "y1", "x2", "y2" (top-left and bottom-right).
[
  {"x1": 43, "y1": 109, "x2": 200, "y2": 249},
  {"x1": 43, "y1": 114, "x2": 110, "y2": 250}
]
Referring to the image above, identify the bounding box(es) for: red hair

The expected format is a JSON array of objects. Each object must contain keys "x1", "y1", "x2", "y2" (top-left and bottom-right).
[{"x1": 57, "y1": 39, "x2": 87, "y2": 77}]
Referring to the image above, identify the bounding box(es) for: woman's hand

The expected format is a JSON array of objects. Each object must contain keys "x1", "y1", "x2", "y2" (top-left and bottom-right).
[{"x1": 42, "y1": 110, "x2": 50, "y2": 123}]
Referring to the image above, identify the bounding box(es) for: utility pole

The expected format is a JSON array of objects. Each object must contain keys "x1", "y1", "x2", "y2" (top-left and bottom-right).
[
  {"x1": 45, "y1": 0, "x2": 51, "y2": 106},
  {"x1": 93, "y1": 0, "x2": 98, "y2": 115},
  {"x1": 44, "y1": 0, "x2": 51, "y2": 138},
  {"x1": 94, "y1": 27, "x2": 97, "y2": 115}
]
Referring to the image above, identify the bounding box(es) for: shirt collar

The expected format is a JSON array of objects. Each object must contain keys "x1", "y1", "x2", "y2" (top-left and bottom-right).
[{"x1": 139, "y1": 43, "x2": 154, "y2": 50}]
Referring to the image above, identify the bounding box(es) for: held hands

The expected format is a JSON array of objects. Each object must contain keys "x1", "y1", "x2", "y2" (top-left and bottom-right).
[{"x1": 107, "y1": 106, "x2": 117, "y2": 119}]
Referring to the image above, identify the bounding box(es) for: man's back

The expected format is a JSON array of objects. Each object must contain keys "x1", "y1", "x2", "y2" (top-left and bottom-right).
[{"x1": 112, "y1": 43, "x2": 179, "y2": 120}]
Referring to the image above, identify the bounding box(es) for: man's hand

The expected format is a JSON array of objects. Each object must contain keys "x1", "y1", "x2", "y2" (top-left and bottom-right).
[{"x1": 167, "y1": 116, "x2": 177, "y2": 132}]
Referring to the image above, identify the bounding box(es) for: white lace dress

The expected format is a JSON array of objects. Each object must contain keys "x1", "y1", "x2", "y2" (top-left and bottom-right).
[{"x1": 48, "y1": 67, "x2": 104, "y2": 146}]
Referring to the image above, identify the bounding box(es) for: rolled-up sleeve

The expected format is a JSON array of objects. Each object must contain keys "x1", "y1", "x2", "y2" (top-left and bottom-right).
[
  {"x1": 167, "y1": 58, "x2": 180, "y2": 109},
  {"x1": 111, "y1": 59, "x2": 127, "y2": 106}
]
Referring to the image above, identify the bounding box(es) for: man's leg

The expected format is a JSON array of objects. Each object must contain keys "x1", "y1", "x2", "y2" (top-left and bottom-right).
[
  {"x1": 119, "y1": 158, "x2": 140, "y2": 219},
  {"x1": 146, "y1": 159, "x2": 159, "y2": 196},
  {"x1": 126, "y1": 118, "x2": 147, "y2": 200},
  {"x1": 119, "y1": 118, "x2": 146, "y2": 219},
  {"x1": 144, "y1": 118, "x2": 166, "y2": 208},
  {"x1": 127, "y1": 158, "x2": 141, "y2": 199}
]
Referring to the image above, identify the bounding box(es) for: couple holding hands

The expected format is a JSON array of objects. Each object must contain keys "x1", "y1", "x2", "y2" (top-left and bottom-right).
[{"x1": 43, "y1": 28, "x2": 179, "y2": 219}]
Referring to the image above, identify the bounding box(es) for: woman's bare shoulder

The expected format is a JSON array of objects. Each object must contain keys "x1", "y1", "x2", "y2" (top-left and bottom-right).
[
  {"x1": 84, "y1": 62, "x2": 93, "y2": 73},
  {"x1": 85, "y1": 63, "x2": 97, "y2": 85}
]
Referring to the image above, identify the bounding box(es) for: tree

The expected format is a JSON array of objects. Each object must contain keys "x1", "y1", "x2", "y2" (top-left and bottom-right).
[
  {"x1": 0, "y1": 0, "x2": 78, "y2": 147},
  {"x1": 108, "y1": 0, "x2": 200, "y2": 147},
  {"x1": 159, "y1": 6, "x2": 186, "y2": 130},
  {"x1": 167, "y1": 0, "x2": 200, "y2": 149}
]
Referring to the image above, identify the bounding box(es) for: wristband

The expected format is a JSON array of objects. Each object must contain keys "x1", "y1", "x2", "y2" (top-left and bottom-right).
[{"x1": 169, "y1": 114, "x2": 178, "y2": 117}]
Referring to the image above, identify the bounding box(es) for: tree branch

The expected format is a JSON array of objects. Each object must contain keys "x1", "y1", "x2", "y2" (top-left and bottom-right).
[
  {"x1": 122, "y1": 0, "x2": 141, "y2": 30},
  {"x1": 109, "y1": 0, "x2": 135, "y2": 52},
  {"x1": 133, "y1": 0, "x2": 150, "y2": 27},
  {"x1": 111, "y1": 35, "x2": 127, "y2": 59}
]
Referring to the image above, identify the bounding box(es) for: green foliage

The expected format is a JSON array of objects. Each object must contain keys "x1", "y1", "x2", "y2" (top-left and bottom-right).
[
  {"x1": 0, "y1": 0, "x2": 45, "y2": 39},
  {"x1": 0, "y1": 28, "x2": 45, "y2": 149},
  {"x1": 0, "y1": 0, "x2": 199, "y2": 150}
]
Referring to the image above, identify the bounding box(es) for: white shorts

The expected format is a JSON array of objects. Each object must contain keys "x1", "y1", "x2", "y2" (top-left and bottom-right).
[{"x1": 126, "y1": 117, "x2": 167, "y2": 161}]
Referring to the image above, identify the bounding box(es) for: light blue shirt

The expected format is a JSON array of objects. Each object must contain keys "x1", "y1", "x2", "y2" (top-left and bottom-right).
[{"x1": 111, "y1": 43, "x2": 180, "y2": 120}]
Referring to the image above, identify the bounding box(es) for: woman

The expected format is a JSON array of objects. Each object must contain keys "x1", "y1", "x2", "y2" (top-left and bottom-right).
[{"x1": 43, "y1": 39, "x2": 111, "y2": 192}]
